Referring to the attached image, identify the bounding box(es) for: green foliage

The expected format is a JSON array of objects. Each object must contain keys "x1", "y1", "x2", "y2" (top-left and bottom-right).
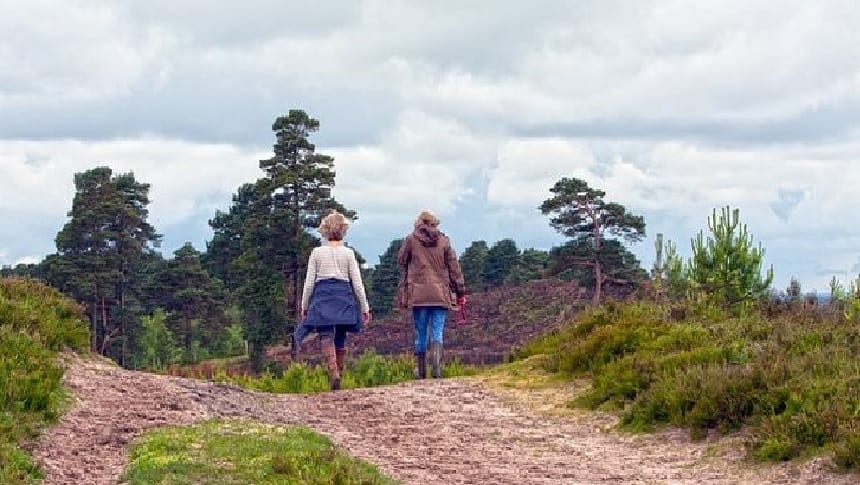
[
  {"x1": 830, "y1": 274, "x2": 860, "y2": 323},
  {"x1": 132, "y1": 309, "x2": 182, "y2": 370},
  {"x1": 688, "y1": 207, "x2": 773, "y2": 312},
  {"x1": 539, "y1": 177, "x2": 646, "y2": 243},
  {"x1": 460, "y1": 241, "x2": 489, "y2": 292},
  {"x1": 217, "y1": 321, "x2": 246, "y2": 358},
  {"x1": 45, "y1": 166, "x2": 161, "y2": 365},
  {"x1": 540, "y1": 177, "x2": 647, "y2": 301},
  {"x1": 151, "y1": 244, "x2": 228, "y2": 357},
  {"x1": 207, "y1": 110, "x2": 356, "y2": 370},
  {"x1": 650, "y1": 234, "x2": 688, "y2": 300},
  {"x1": 0, "y1": 278, "x2": 90, "y2": 483},
  {"x1": 124, "y1": 421, "x2": 397, "y2": 484},
  {"x1": 215, "y1": 350, "x2": 476, "y2": 394},
  {"x1": 504, "y1": 248, "x2": 550, "y2": 286},
  {"x1": 517, "y1": 300, "x2": 860, "y2": 466},
  {"x1": 368, "y1": 239, "x2": 403, "y2": 317},
  {"x1": 549, "y1": 239, "x2": 646, "y2": 287},
  {"x1": 482, "y1": 239, "x2": 521, "y2": 288}
]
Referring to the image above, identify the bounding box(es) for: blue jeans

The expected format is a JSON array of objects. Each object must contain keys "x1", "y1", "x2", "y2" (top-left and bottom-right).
[{"x1": 413, "y1": 306, "x2": 448, "y2": 353}]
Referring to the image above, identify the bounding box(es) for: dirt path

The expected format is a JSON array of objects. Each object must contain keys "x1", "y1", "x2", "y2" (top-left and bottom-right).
[{"x1": 32, "y1": 356, "x2": 852, "y2": 484}]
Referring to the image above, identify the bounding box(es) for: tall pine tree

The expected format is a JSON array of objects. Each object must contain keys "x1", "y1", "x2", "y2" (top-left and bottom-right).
[
  {"x1": 540, "y1": 177, "x2": 645, "y2": 303},
  {"x1": 48, "y1": 167, "x2": 160, "y2": 365}
]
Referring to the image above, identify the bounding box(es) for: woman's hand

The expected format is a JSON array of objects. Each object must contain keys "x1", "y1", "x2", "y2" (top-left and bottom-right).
[{"x1": 362, "y1": 311, "x2": 372, "y2": 324}]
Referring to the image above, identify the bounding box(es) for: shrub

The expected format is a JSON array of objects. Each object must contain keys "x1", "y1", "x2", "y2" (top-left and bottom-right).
[
  {"x1": 517, "y1": 299, "x2": 860, "y2": 468},
  {"x1": 0, "y1": 277, "x2": 90, "y2": 483},
  {"x1": 213, "y1": 349, "x2": 478, "y2": 394}
]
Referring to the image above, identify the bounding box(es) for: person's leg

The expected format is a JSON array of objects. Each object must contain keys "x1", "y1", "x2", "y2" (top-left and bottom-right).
[
  {"x1": 318, "y1": 327, "x2": 341, "y2": 390},
  {"x1": 428, "y1": 307, "x2": 449, "y2": 378},
  {"x1": 334, "y1": 327, "x2": 347, "y2": 377},
  {"x1": 412, "y1": 307, "x2": 429, "y2": 378}
]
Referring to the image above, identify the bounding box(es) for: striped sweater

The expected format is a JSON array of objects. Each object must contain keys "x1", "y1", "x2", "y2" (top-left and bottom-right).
[{"x1": 301, "y1": 245, "x2": 370, "y2": 313}]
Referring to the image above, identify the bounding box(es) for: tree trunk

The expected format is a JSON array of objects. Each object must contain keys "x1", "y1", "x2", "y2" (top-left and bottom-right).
[
  {"x1": 290, "y1": 254, "x2": 300, "y2": 361},
  {"x1": 594, "y1": 260, "x2": 603, "y2": 305},
  {"x1": 101, "y1": 295, "x2": 108, "y2": 355},
  {"x1": 185, "y1": 315, "x2": 191, "y2": 353},
  {"x1": 91, "y1": 297, "x2": 98, "y2": 352},
  {"x1": 592, "y1": 208, "x2": 603, "y2": 305},
  {"x1": 120, "y1": 285, "x2": 126, "y2": 367}
]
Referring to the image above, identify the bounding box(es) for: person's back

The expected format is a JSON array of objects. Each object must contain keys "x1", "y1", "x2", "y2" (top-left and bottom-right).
[
  {"x1": 302, "y1": 245, "x2": 369, "y2": 312},
  {"x1": 399, "y1": 225, "x2": 463, "y2": 308},
  {"x1": 398, "y1": 210, "x2": 466, "y2": 379},
  {"x1": 295, "y1": 212, "x2": 371, "y2": 391}
]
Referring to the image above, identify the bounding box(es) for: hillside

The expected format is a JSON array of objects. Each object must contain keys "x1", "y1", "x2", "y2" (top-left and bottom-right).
[
  {"x1": 0, "y1": 277, "x2": 90, "y2": 483},
  {"x1": 268, "y1": 279, "x2": 588, "y2": 366}
]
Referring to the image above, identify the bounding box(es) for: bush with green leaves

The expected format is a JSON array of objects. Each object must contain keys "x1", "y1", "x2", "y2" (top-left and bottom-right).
[
  {"x1": 215, "y1": 349, "x2": 477, "y2": 394},
  {"x1": 0, "y1": 277, "x2": 90, "y2": 483},
  {"x1": 517, "y1": 300, "x2": 860, "y2": 468}
]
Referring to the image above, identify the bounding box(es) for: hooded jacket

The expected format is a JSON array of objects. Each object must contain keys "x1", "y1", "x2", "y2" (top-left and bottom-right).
[{"x1": 397, "y1": 224, "x2": 466, "y2": 309}]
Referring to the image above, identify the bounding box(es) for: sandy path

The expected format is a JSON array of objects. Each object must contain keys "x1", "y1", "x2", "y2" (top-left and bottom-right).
[{"x1": 31, "y1": 356, "x2": 852, "y2": 484}]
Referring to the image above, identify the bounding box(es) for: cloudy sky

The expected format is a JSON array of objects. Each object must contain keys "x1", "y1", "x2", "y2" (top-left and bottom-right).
[{"x1": 2, "y1": 0, "x2": 859, "y2": 291}]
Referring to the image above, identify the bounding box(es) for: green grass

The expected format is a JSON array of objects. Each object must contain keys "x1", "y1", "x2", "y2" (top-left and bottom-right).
[
  {"x1": 516, "y1": 300, "x2": 860, "y2": 469},
  {"x1": 124, "y1": 420, "x2": 399, "y2": 485},
  {"x1": 212, "y1": 350, "x2": 479, "y2": 394},
  {"x1": 0, "y1": 277, "x2": 90, "y2": 483}
]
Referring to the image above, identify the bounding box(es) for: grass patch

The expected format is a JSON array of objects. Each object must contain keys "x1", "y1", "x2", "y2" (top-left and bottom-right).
[
  {"x1": 0, "y1": 277, "x2": 90, "y2": 483},
  {"x1": 207, "y1": 350, "x2": 479, "y2": 394},
  {"x1": 124, "y1": 420, "x2": 398, "y2": 484},
  {"x1": 515, "y1": 300, "x2": 860, "y2": 468},
  {"x1": 477, "y1": 356, "x2": 590, "y2": 418}
]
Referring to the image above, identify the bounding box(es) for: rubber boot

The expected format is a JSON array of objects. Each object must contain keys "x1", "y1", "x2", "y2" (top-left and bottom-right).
[
  {"x1": 413, "y1": 351, "x2": 427, "y2": 379},
  {"x1": 335, "y1": 348, "x2": 347, "y2": 378},
  {"x1": 429, "y1": 341, "x2": 443, "y2": 378},
  {"x1": 321, "y1": 338, "x2": 341, "y2": 390}
]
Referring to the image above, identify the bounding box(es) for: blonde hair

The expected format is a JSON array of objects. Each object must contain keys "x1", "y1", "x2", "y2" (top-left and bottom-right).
[
  {"x1": 413, "y1": 209, "x2": 440, "y2": 229},
  {"x1": 318, "y1": 211, "x2": 350, "y2": 241}
]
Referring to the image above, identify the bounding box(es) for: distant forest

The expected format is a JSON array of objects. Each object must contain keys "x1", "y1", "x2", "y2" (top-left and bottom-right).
[{"x1": 0, "y1": 109, "x2": 667, "y2": 371}]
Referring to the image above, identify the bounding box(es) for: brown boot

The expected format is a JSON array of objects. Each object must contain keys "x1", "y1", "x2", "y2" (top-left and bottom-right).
[
  {"x1": 413, "y1": 351, "x2": 427, "y2": 379},
  {"x1": 429, "y1": 341, "x2": 443, "y2": 378},
  {"x1": 321, "y1": 338, "x2": 341, "y2": 390},
  {"x1": 335, "y1": 348, "x2": 347, "y2": 377}
]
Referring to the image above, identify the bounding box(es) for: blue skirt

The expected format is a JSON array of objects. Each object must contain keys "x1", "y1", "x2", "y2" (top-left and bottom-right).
[{"x1": 294, "y1": 278, "x2": 362, "y2": 344}]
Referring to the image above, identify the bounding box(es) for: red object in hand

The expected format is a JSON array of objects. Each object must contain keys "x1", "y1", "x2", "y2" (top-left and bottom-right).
[{"x1": 456, "y1": 296, "x2": 468, "y2": 326}]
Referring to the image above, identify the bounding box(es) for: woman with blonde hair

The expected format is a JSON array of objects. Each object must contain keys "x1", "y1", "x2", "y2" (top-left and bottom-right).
[
  {"x1": 397, "y1": 209, "x2": 466, "y2": 379},
  {"x1": 295, "y1": 211, "x2": 371, "y2": 390}
]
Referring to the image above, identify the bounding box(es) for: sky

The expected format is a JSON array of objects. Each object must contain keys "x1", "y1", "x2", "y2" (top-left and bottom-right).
[{"x1": 2, "y1": 0, "x2": 860, "y2": 292}]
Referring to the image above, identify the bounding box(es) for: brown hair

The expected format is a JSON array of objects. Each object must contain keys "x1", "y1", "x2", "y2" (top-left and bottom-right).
[{"x1": 318, "y1": 211, "x2": 350, "y2": 241}]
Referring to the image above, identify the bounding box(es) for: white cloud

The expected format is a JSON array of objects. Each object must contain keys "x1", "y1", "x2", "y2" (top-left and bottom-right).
[
  {"x1": 331, "y1": 111, "x2": 492, "y2": 224},
  {"x1": 482, "y1": 135, "x2": 860, "y2": 289},
  {"x1": 0, "y1": 1, "x2": 173, "y2": 107},
  {"x1": 2, "y1": 0, "x2": 860, "y2": 292},
  {"x1": 0, "y1": 138, "x2": 265, "y2": 260}
]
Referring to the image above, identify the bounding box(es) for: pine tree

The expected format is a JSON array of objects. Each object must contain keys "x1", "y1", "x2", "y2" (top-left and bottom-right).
[
  {"x1": 48, "y1": 167, "x2": 160, "y2": 364},
  {"x1": 540, "y1": 177, "x2": 645, "y2": 303},
  {"x1": 460, "y1": 241, "x2": 489, "y2": 292},
  {"x1": 505, "y1": 248, "x2": 550, "y2": 285},
  {"x1": 688, "y1": 206, "x2": 773, "y2": 311},
  {"x1": 483, "y1": 239, "x2": 521, "y2": 288},
  {"x1": 156, "y1": 244, "x2": 228, "y2": 361},
  {"x1": 368, "y1": 239, "x2": 403, "y2": 317}
]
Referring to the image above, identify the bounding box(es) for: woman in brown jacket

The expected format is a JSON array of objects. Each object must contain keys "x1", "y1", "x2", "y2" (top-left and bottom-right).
[{"x1": 397, "y1": 210, "x2": 466, "y2": 378}]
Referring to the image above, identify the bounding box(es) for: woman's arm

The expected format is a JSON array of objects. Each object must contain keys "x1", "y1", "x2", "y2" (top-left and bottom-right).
[
  {"x1": 301, "y1": 249, "x2": 318, "y2": 313},
  {"x1": 347, "y1": 250, "x2": 371, "y2": 313},
  {"x1": 444, "y1": 240, "x2": 467, "y2": 297}
]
